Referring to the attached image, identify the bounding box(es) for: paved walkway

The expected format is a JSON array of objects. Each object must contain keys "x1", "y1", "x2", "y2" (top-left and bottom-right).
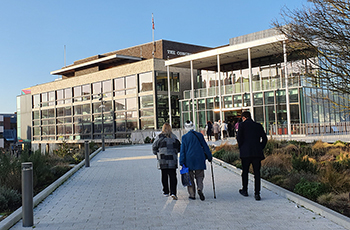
[{"x1": 10, "y1": 144, "x2": 347, "y2": 230}]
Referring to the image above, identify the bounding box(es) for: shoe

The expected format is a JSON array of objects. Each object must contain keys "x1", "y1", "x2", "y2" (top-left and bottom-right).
[
  {"x1": 171, "y1": 194, "x2": 178, "y2": 200},
  {"x1": 198, "y1": 190, "x2": 205, "y2": 201},
  {"x1": 163, "y1": 193, "x2": 169, "y2": 197},
  {"x1": 239, "y1": 189, "x2": 248, "y2": 197},
  {"x1": 189, "y1": 196, "x2": 196, "y2": 200},
  {"x1": 255, "y1": 194, "x2": 261, "y2": 201}
]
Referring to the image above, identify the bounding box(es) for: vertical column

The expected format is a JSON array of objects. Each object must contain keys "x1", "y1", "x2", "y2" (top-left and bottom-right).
[
  {"x1": 284, "y1": 41, "x2": 291, "y2": 136},
  {"x1": 217, "y1": 55, "x2": 223, "y2": 122},
  {"x1": 167, "y1": 65, "x2": 172, "y2": 126},
  {"x1": 248, "y1": 48, "x2": 254, "y2": 120},
  {"x1": 85, "y1": 141, "x2": 90, "y2": 167},
  {"x1": 190, "y1": 60, "x2": 196, "y2": 128},
  {"x1": 22, "y1": 162, "x2": 33, "y2": 227}
]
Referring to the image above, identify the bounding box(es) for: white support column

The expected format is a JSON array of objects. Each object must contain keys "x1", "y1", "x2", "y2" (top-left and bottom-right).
[
  {"x1": 248, "y1": 48, "x2": 254, "y2": 120},
  {"x1": 217, "y1": 55, "x2": 223, "y2": 122},
  {"x1": 284, "y1": 41, "x2": 291, "y2": 136},
  {"x1": 167, "y1": 65, "x2": 172, "y2": 126},
  {"x1": 190, "y1": 60, "x2": 196, "y2": 129}
]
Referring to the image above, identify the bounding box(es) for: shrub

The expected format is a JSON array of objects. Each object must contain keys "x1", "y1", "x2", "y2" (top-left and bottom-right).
[
  {"x1": 264, "y1": 139, "x2": 281, "y2": 156},
  {"x1": 0, "y1": 186, "x2": 21, "y2": 212},
  {"x1": 319, "y1": 163, "x2": 350, "y2": 193},
  {"x1": 334, "y1": 152, "x2": 350, "y2": 170},
  {"x1": 288, "y1": 140, "x2": 308, "y2": 147},
  {"x1": 280, "y1": 170, "x2": 318, "y2": 191},
  {"x1": 333, "y1": 140, "x2": 346, "y2": 148},
  {"x1": 213, "y1": 148, "x2": 226, "y2": 159},
  {"x1": 214, "y1": 142, "x2": 239, "y2": 153},
  {"x1": 262, "y1": 153, "x2": 292, "y2": 172},
  {"x1": 292, "y1": 154, "x2": 319, "y2": 174},
  {"x1": 0, "y1": 153, "x2": 21, "y2": 191},
  {"x1": 89, "y1": 141, "x2": 98, "y2": 152},
  {"x1": 53, "y1": 141, "x2": 70, "y2": 158},
  {"x1": 298, "y1": 145, "x2": 313, "y2": 157},
  {"x1": 221, "y1": 151, "x2": 240, "y2": 164},
  {"x1": 294, "y1": 178, "x2": 330, "y2": 201},
  {"x1": 261, "y1": 166, "x2": 286, "y2": 180},
  {"x1": 283, "y1": 144, "x2": 299, "y2": 155},
  {"x1": 317, "y1": 193, "x2": 350, "y2": 216}
]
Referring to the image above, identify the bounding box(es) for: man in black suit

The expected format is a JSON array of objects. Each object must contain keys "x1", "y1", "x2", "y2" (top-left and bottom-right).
[{"x1": 236, "y1": 111, "x2": 267, "y2": 201}]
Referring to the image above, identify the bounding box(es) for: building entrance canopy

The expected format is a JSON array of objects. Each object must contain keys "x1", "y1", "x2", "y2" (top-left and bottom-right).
[
  {"x1": 165, "y1": 35, "x2": 287, "y2": 71},
  {"x1": 165, "y1": 30, "x2": 305, "y2": 134}
]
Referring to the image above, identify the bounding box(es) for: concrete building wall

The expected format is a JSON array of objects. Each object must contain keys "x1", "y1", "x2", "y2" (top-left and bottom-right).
[
  {"x1": 17, "y1": 94, "x2": 32, "y2": 141},
  {"x1": 31, "y1": 59, "x2": 155, "y2": 95}
]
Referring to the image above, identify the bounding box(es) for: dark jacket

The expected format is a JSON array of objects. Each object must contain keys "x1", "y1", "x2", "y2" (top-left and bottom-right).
[
  {"x1": 152, "y1": 133, "x2": 181, "y2": 169},
  {"x1": 206, "y1": 122, "x2": 213, "y2": 136},
  {"x1": 180, "y1": 130, "x2": 212, "y2": 170},
  {"x1": 236, "y1": 119, "x2": 267, "y2": 159}
]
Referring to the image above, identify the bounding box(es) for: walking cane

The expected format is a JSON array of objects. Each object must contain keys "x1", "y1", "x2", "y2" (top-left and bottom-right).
[{"x1": 210, "y1": 161, "x2": 216, "y2": 199}]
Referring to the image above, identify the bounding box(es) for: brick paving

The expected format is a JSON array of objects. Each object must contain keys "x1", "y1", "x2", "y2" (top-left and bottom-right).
[{"x1": 10, "y1": 144, "x2": 347, "y2": 230}]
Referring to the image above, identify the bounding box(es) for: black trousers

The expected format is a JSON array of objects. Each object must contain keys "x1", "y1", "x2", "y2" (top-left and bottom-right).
[
  {"x1": 161, "y1": 169, "x2": 177, "y2": 195},
  {"x1": 241, "y1": 157, "x2": 261, "y2": 195}
]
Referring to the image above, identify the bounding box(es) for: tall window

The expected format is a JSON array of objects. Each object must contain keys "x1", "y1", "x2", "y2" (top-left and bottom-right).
[{"x1": 139, "y1": 72, "x2": 153, "y2": 92}]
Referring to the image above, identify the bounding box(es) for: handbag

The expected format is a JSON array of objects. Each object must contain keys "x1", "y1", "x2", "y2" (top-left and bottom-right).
[{"x1": 180, "y1": 165, "x2": 192, "y2": 186}]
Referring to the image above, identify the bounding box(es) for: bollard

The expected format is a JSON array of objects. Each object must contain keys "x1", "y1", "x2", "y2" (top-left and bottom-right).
[
  {"x1": 22, "y1": 162, "x2": 33, "y2": 227},
  {"x1": 85, "y1": 141, "x2": 90, "y2": 167},
  {"x1": 102, "y1": 135, "x2": 105, "y2": 151}
]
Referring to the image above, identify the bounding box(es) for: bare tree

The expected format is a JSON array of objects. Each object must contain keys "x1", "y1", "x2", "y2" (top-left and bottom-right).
[{"x1": 273, "y1": 0, "x2": 350, "y2": 110}]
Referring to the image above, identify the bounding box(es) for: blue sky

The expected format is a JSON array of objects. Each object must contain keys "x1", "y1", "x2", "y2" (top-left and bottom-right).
[{"x1": 0, "y1": 0, "x2": 308, "y2": 113}]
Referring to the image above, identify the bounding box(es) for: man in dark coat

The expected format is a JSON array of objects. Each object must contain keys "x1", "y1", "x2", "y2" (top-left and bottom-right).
[{"x1": 236, "y1": 111, "x2": 267, "y2": 201}]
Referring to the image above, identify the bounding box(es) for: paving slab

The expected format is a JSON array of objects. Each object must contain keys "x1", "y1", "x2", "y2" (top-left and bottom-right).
[{"x1": 9, "y1": 144, "x2": 348, "y2": 230}]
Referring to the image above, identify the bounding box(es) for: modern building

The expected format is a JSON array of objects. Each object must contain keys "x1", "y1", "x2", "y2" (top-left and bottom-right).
[
  {"x1": 165, "y1": 29, "x2": 350, "y2": 136},
  {"x1": 28, "y1": 40, "x2": 210, "y2": 152},
  {"x1": 17, "y1": 88, "x2": 32, "y2": 143},
  {"x1": 0, "y1": 113, "x2": 17, "y2": 149}
]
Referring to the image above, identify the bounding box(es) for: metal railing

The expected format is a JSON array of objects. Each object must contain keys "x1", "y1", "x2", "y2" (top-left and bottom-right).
[{"x1": 269, "y1": 122, "x2": 350, "y2": 136}]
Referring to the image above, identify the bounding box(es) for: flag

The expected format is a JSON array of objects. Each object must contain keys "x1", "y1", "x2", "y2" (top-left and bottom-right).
[{"x1": 152, "y1": 13, "x2": 155, "y2": 30}]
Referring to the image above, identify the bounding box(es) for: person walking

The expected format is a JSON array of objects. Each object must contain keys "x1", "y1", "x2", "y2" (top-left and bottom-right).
[
  {"x1": 180, "y1": 120, "x2": 213, "y2": 201},
  {"x1": 236, "y1": 111, "x2": 267, "y2": 201},
  {"x1": 221, "y1": 120, "x2": 228, "y2": 139},
  {"x1": 206, "y1": 120, "x2": 213, "y2": 141},
  {"x1": 152, "y1": 123, "x2": 181, "y2": 200},
  {"x1": 213, "y1": 121, "x2": 220, "y2": 141}
]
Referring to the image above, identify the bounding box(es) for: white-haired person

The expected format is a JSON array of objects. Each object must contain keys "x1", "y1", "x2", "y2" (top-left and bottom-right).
[
  {"x1": 152, "y1": 123, "x2": 181, "y2": 200},
  {"x1": 180, "y1": 120, "x2": 212, "y2": 201}
]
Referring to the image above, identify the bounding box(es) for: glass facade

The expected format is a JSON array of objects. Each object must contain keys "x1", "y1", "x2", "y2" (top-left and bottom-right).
[
  {"x1": 32, "y1": 70, "x2": 181, "y2": 141},
  {"x1": 180, "y1": 57, "x2": 350, "y2": 134}
]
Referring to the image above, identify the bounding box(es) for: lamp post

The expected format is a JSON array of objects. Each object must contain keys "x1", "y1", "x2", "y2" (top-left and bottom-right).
[{"x1": 99, "y1": 92, "x2": 105, "y2": 151}]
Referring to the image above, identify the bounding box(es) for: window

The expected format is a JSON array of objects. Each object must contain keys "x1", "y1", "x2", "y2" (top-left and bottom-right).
[
  {"x1": 140, "y1": 95, "x2": 153, "y2": 109},
  {"x1": 254, "y1": 93, "x2": 263, "y2": 106},
  {"x1": 139, "y1": 72, "x2": 153, "y2": 92},
  {"x1": 102, "y1": 80, "x2": 112, "y2": 98},
  {"x1": 82, "y1": 84, "x2": 91, "y2": 101},
  {"x1": 243, "y1": 94, "x2": 251, "y2": 107},
  {"x1": 264, "y1": 91, "x2": 275, "y2": 105},
  {"x1": 115, "y1": 99, "x2": 125, "y2": 111},
  {"x1": 233, "y1": 95, "x2": 242, "y2": 107},
  {"x1": 155, "y1": 71, "x2": 178, "y2": 92},
  {"x1": 64, "y1": 88, "x2": 72, "y2": 104},
  {"x1": 114, "y1": 78, "x2": 125, "y2": 96},
  {"x1": 92, "y1": 82, "x2": 101, "y2": 100},
  {"x1": 223, "y1": 96, "x2": 232, "y2": 108},
  {"x1": 33, "y1": 94, "x2": 40, "y2": 108},
  {"x1": 126, "y1": 98, "x2": 137, "y2": 110}
]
